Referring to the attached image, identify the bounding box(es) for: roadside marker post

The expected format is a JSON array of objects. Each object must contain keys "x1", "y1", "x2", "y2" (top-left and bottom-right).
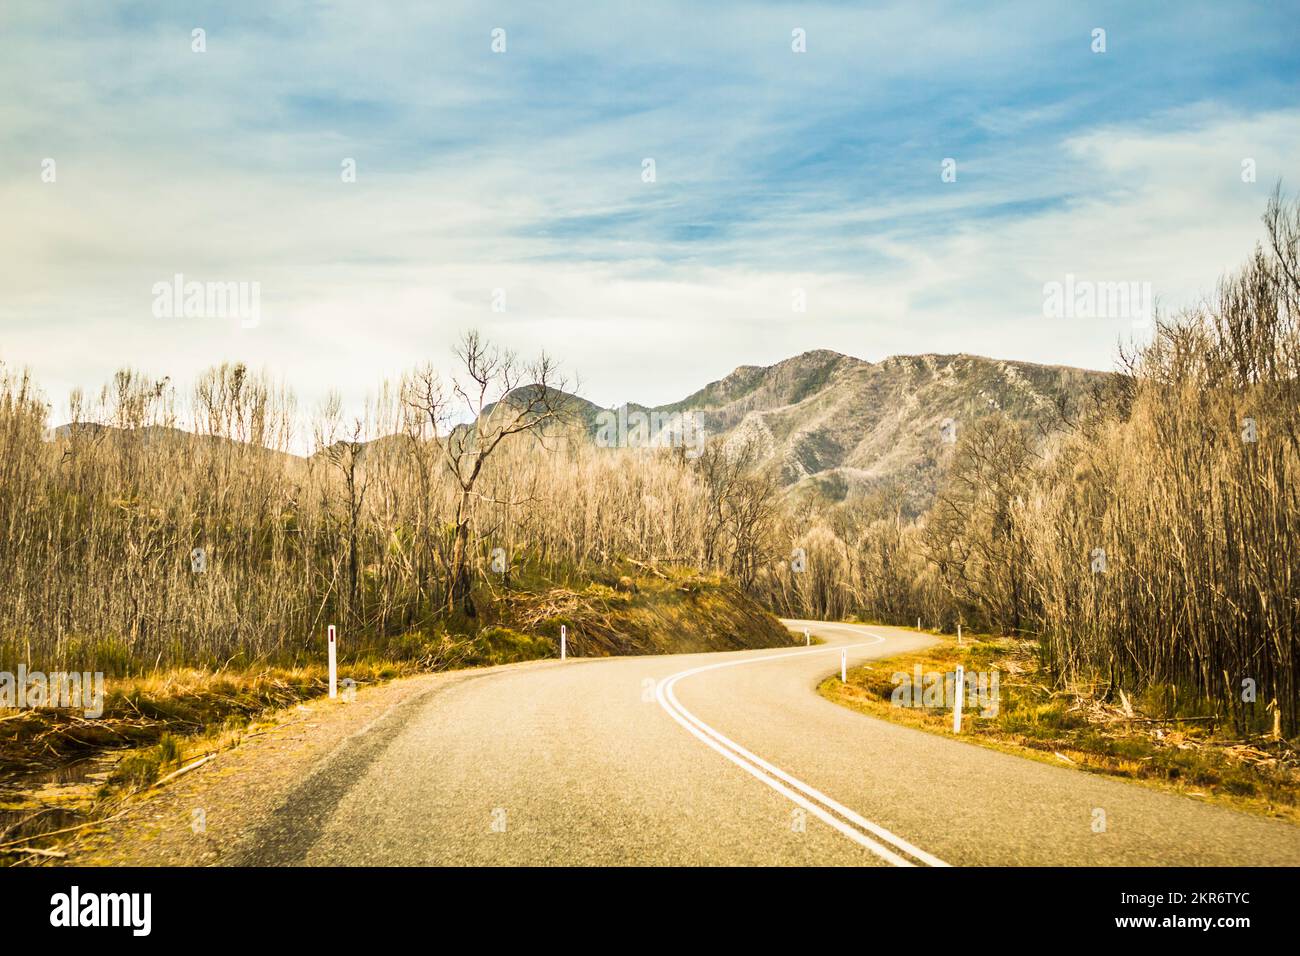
[
  {"x1": 957, "y1": 623, "x2": 963, "y2": 644},
  {"x1": 328, "y1": 625, "x2": 338, "y2": 699},
  {"x1": 953, "y1": 665, "x2": 964, "y2": 733},
  {"x1": 917, "y1": 616, "x2": 921, "y2": 630},
  {"x1": 561, "y1": 624, "x2": 567, "y2": 661},
  {"x1": 804, "y1": 628, "x2": 810, "y2": 646},
  {"x1": 841, "y1": 649, "x2": 847, "y2": 683}
]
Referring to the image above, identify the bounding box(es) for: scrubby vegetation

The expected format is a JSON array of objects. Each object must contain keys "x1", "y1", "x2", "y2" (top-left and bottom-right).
[
  {"x1": 771, "y1": 190, "x2": 1300, "y2": 740},
  {"x1": 0, "y1": 192, "x2": 1296, "y2": 776},
  {"x1": 0, "y1": 333, "x2": 787, "y2": 677},
  {"x1": 823, "y1": 634, "x2": 1300, "y2": 823}
]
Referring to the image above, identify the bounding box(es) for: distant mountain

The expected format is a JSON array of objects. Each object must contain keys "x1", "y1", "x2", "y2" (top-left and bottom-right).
[
  {"x1": 52, "y1": 350, "x2": 1110, "y2": 514},
  {"x1": 593, "y1": 350, "x2": 1111, "y2": 513}
]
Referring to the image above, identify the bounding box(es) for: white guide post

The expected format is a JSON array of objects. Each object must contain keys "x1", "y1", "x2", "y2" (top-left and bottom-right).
[
  {"x1": 561, "y1": 624, "x2": 567, "y2": 661},
  {"x1": 328, "y1": 624, "x2": 338, "y2": 699},
  {"x1": 953, "y1": 664, "x2": 964, "y2": 733},
  {"x1": 841, "y1": 649, "x2": 847, "y2": 683}
]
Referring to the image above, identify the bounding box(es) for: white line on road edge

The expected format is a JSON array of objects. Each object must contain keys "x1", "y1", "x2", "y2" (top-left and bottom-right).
[
  {"x1": 327, "y1": 624, "x2": 338, "y2": 699},
  {"x1": 655, "y1": 636, "x2": 949, "y2": 868}
]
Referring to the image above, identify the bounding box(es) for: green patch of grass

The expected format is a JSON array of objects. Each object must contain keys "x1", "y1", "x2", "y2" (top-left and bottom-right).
[
  {"x1": 467, "y1": 626, "x2": 555, "y2": 666},
  {"x1": 106, "y1": 733, "x2": 181, "y2": 789},
  {"x1": 1000, "y1": 702, "x2": 1087, "y2": 737}
]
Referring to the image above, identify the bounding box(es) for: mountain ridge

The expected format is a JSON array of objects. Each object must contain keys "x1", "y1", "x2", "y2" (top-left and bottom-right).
[
  {"x1": 52, "y1": 348, "x2": 1111, "y2": 512},
  {"x1": 602, "y1": 348, "x2": 1110, "y2": 511}
]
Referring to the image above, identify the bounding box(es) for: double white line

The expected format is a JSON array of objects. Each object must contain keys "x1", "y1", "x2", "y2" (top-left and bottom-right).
[{"x1": 655, "y1": 636, "x2": 949, "y2": 867}]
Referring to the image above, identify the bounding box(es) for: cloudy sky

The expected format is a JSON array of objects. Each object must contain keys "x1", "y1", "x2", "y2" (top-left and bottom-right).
[{"x1": 1, "y1": 1, "x2": 1298, "y2": 421}]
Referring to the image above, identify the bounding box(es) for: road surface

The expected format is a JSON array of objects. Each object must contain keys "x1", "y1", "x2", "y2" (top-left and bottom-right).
[{"x1": 214, "y1": 620, "x2": 1300, "y2": 866}]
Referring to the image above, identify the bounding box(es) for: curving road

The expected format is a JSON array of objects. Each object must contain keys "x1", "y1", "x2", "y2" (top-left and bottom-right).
[{"x1": 229, "y1": 621, "x2": 1300, "y2": 866}]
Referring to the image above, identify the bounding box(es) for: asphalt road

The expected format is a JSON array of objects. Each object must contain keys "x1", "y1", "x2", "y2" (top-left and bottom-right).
[{"x1": 229, "y1": 620, "x2": 1300, "y2": 866}]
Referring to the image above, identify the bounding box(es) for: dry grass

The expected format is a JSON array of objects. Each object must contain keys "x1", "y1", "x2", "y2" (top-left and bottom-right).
[
  {"x1": 2, "y1": 561, "x2": 784, "y2": 775},
  {"x1": 822, "y1": 633, "x2": 1300, "y2": 824},
  {"x1": 2, "y1": 196, "x2": 1298, "y2": 853},
  {"x1": 0, "y1": 562, "x2": 788, "y2": 860},
  {"x1": 764, "y1": 190, "x2": 1300, "y2": 737},
  {"x1": 0, "y1": 660, "x2": 415, "y2": 777},
  {"x1": 0, "y1": 341, "x2": 785, "y2": 676}
]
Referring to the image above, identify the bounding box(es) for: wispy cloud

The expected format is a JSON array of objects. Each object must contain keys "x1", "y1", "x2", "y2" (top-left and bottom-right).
[{"x1": 1, "y1": 1, "x2": 1297, "y2": 417}]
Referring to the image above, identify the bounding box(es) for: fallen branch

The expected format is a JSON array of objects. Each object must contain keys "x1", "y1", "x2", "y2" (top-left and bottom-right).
[
  {"x1": 625, "y1": 558, "x2": 669, "y2": 580},
  {"x1": 0, "y1": 807, "x2": 131, "y2": 850},
  {"x1": 1119, "y1": 689, "x2": 1134, "y2": 717},
  {"x1": 150, "y1": 753, "x2": 216, "y2": 789},
  {"x1": 0, "y1": 846, "x2": 67, "y2": 858}
]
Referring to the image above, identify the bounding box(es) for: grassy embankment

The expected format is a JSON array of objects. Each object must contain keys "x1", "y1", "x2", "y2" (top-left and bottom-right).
[
  {"x1": 0, "y1": 560, "x2": 789, "y2": 858},
  {"x1": 820, "y1": 632, "x2": 1300, "y2": 824}
]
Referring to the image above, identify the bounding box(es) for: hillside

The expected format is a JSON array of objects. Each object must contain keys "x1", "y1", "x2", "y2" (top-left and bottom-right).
[
  {"x1": 52, "y1": 350, "x2": 1109, "y2": 515},
  {"x1": 608, "y1": 350, "x2": 1111, "y2": 513}
]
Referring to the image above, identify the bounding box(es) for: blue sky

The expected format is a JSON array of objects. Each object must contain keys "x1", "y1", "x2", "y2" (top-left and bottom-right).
[{"x1": 1, "y1": 1, "x2": 1298, "y2": 421}]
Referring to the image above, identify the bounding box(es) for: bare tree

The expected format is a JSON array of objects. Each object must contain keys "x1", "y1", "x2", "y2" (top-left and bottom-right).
[
  {"x1": 315, "y1": 392, "x2": 370, "y2": 626},
  {"x1": 441, "y1": 332, "x2": 573, "y2": 615}
]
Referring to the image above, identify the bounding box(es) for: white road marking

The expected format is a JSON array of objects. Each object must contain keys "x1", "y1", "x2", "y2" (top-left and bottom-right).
[{"x1": 655, "y1": 629, "x2": 950, "y2": 867}]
